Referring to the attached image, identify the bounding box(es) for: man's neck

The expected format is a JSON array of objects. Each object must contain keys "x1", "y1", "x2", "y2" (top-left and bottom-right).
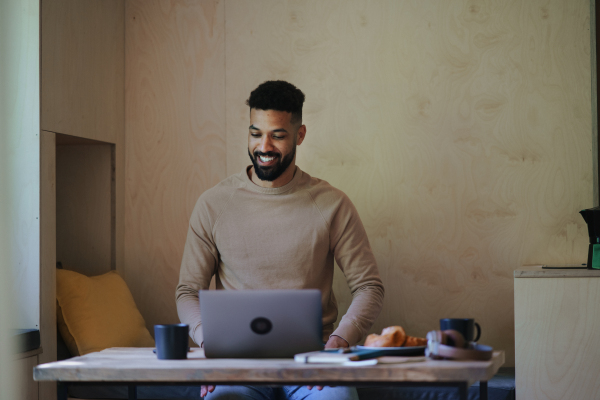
[{"x1": 249, "y1": 164, "x2": 297, "y2": 188}]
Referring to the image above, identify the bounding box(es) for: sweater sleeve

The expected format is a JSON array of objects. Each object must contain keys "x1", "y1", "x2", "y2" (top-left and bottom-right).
[
  {"x1": 328, "y1": 193, "x2": 385, "y2": 345},
  {"x1": 175, "y1": 194, "x2": 222, "y2": 346}
]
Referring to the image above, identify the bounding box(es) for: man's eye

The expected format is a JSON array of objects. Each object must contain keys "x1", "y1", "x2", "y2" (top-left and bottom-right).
[
  {"x1": 273, "y1": 136, "x2": 284, "y2": 140},
  {"x1": 250, "y1": 133, "x2": 260, "y2": 137}
]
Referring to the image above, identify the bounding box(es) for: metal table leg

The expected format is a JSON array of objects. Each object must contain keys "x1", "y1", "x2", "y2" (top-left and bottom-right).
[
  {"x1": 480, "y1": 381, "x2": 488, "y2": 400},
  {"x1": 57, "y1": 382, "x2": 68, "y2": 400},
  {"x1": 458, "y1": 382, "x2": 468, "y2": 400},
  {"x1": 128, "y1": 384, "x2": 137, "y2": 400}
]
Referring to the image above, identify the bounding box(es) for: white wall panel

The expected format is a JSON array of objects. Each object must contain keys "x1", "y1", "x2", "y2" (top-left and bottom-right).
[{"x1": 0, "y1": 0, "x2": 40, "y2": 332}]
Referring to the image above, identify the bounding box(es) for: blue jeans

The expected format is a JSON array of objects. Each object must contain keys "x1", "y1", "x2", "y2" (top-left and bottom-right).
[{"x1": 205, "y1": 385, "x2": 359, "y2": 400}]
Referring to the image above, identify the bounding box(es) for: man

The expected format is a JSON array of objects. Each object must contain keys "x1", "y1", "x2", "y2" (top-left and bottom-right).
[{"x1": 176, "y1": 80, "x2": 384, "y2": 399}]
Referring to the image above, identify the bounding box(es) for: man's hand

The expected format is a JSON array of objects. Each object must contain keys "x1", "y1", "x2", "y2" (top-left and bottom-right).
[
  {"x1": 324, "y1": 335, "x2": 349, "y2": 350},
  {"x1": 199, "y1": 342, "x2": 215, "y2": 398},
  {"x1": 200, "y1": 385, "x2": 215, "y2": 397},
  {"x1": 307, "y1": 335, "x2": 349, "y2": 391}
]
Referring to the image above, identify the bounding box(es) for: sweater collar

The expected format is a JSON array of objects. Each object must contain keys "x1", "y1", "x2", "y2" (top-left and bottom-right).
[{"x1": 242, "y1": 165, "x2": 303, "y2": 195}]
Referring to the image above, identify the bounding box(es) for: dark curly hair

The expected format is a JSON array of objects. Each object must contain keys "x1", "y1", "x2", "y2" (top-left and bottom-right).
[{"x1": 246, "y1": 80, "x2": 305, "y2": 124}]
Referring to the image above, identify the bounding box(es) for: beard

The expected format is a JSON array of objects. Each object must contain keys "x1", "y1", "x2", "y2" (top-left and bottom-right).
[{"x1": 248, "y1": 146, "x2": 296, "y2": 182}]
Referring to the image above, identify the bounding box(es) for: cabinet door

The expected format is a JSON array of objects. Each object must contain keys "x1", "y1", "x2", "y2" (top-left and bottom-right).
[
  {"x1": 515, "y1": 278, "x2": 600, "y2": 400},
  {"x1": 14, "y1": 356, "x2": 39, "y2": 400}
]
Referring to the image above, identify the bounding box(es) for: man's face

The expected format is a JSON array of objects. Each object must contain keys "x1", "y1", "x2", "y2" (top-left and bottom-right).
[{"x1": 248, "y1": 109, "x2": 305, "y2": 183}]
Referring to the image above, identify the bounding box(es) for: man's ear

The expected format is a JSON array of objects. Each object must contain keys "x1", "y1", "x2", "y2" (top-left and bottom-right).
[{"x1": 296, "y1": 125, "x2": 307, "y2": 146}]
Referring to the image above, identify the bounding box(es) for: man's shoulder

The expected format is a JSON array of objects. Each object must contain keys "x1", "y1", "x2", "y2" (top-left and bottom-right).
[
  {"x1": 199, "y1": 171, "x2": 246, "y2": 203},
  {"x1": 300, "y1": 171, "x2": 362, "y2": 232},
  {"x1": 300, "y1": 171, "x2": 351, "y2": 207},
  {"x1": 191, "y1": 170, "x2": 246, "y2": 221}
]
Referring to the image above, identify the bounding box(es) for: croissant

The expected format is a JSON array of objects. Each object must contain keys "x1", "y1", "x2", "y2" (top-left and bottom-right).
[
  {"x1": 364, "y1": 326, "x2": 427, "y2": 347},
  {"x1": 364, "y1": 326, "x2": 406, "y2": 347},
  {"x1": 403, "y1": 335, "x2": 427, "y2": 347}
]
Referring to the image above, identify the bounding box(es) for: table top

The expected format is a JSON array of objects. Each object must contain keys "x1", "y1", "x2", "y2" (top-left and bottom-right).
[
  {"x1": 514, "y1": 265, "x2": 600, "y2": 278},
  {"x1": 34, "y1": 347, "x2": 505, "y2": 386}
]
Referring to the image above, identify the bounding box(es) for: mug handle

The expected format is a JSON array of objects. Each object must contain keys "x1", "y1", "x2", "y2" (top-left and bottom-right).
[{"x1": 474, "y1": 322, "x2": 481, "y2": 342}]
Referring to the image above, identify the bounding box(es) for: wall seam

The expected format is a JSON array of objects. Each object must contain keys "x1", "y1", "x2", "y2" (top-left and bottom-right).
[
  {"x1": 592, "y1": 0, "x2": 599, "y2": 206},
  {"x1": 224, "y1": 0, "x2": 227, "y2": 176}
]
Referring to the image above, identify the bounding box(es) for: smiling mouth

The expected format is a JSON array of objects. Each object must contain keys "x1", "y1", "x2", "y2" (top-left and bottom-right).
[
  {"x1": 256, "y1": 153, "x2": 279, "y2": 167},
  {"x1": 259, "y1": 155, "x2": 275, "y2": 162}
]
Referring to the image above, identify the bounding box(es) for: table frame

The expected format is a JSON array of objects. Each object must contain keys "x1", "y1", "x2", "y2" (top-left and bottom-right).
[{"x1": 56, "y1": 379, "x2": 488, "y2": 400}]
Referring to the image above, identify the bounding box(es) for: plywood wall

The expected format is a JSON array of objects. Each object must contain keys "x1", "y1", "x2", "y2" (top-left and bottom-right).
[
  {"x1": 125, "y1": 0, "x2": 592, "y2": 366},
  {"x1": 124, "y1": 0, "x2": 226, "y2": 329},
  {"x1": 56, "y1": 144, "x2": 113, "y2": 276},
  {"x1": 42, "y1": 0, "x2": 125, "y2": 273},
  {"x1": 224, "y1": 0, "x2": 592, "y2": 367},
  {"x1": 42, "y1": 0, "x2": 124, "y2": 144}
]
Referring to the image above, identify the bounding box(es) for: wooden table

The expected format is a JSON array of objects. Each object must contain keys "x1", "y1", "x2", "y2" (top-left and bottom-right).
[{"x1": 34, "y1": 347, "x2": 505, "y2": 400}]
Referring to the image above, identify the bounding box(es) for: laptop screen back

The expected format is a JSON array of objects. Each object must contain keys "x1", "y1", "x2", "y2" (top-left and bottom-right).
[{"x1": 200, "y1": 290, "x2": 323, "y2": 358}]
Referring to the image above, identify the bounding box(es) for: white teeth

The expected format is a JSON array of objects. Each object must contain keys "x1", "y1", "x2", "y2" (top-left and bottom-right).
[{"x1": 259, "y1": 156, "x2": 274, "y2": 162}]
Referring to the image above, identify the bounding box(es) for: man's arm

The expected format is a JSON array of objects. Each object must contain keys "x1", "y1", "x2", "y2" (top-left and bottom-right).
[
  {"x1": 176, "y1": 197, "x2": 221, "y2": 346},
  {"x1": 328, "y1": 193, "x2": 385, "y2": 345}
]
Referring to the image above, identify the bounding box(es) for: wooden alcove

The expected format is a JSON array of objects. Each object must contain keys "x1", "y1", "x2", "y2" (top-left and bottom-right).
[{"x1": 55, "y1": 133, "x2": 116, "y2": 275}]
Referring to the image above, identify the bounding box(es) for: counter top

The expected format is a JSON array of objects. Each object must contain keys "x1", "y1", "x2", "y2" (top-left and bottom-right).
[{"x1": 514, "y1": 265, "x2": 600, "y2": 278}]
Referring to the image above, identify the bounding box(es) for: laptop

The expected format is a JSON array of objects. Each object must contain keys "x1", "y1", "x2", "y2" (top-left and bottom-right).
[{"x1": 200, "y1": 289, "x2": 324, "y2": 358}]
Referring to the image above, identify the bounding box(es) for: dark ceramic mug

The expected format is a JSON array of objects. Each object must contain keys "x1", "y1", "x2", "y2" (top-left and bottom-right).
[
  {"x1": 154, "y1": 324, "x2": 189, "y2": 360},
  {"x1": 440, "y1": 318, "x2": 481, "y2": 342}
]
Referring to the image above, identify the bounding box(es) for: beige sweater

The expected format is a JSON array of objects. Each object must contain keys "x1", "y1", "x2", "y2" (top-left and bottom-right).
[{"x1": 176, "y1": 166, "x2": 384, "y2": 346}]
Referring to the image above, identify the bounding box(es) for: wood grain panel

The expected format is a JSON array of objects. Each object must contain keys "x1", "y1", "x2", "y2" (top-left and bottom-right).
[
  {"x1": 14, "y1": 355, "x2": 39, "y2": 400},
  {"x1": 225, "y1": 0, "x2": 593, "y2": 367},
  {"x1": 56, "y1": 144, "x2": 113, "y2": 276},
  {"x1": 593, "y1": 0, "x2": 598, "y2": 207},
  {"x1": 515, "y1": 278, "x2": 600, "y2": 399},
  {"x1": 40, "y1": 131, "x2": 57, "y2": 400},
  {"x1": 125, "y1": 1, "x2": 226, "y2": 331},
  {"x1": 41, "y1": 0, "x2": 124, "y2": 144}
]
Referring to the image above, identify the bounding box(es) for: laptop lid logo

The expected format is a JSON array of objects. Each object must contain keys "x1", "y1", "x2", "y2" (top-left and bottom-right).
[{"x1": 250, "y1": 317, "x2": 272, "y2": 335}]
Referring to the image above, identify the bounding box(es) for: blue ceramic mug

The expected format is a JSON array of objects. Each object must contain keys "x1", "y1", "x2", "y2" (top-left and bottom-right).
[
  {"x1": 154, "y1": 324, "x2": 189, "y2": 360},
  {"x1": 440, "y1": 318, "x2": 481, "y2": 342}
]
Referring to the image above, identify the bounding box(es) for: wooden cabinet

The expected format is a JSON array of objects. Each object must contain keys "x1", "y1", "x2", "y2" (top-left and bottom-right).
[
  {"x1": 14, "y1": 351, "x2": 42, "y2": 400},
  {"x1": 514, "y1": 266, "x2": 600, "y2": 400}
]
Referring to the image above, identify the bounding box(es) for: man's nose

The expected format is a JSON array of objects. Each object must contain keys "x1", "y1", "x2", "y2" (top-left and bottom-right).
[{"x1": 258, "y1": 136, "x2": 274, "y2": 153}]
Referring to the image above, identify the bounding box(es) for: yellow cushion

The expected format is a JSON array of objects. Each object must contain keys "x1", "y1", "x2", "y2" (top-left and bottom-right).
[
  {"x1": 56, "y1": 301, "x2": 79, "y2": 356},
  {"x1": 56, "y1": 269, "x2": 155, "y2": 356}
]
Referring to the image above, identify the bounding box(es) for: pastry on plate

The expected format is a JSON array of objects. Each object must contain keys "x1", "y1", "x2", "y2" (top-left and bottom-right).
[
  {"x1": 403, "y1": 335, "x2": 427, "y2": 347},
  {"x1": 364, "y1": 326, "x2": 427, "y2": 347},
  {"x1": 364, "y1": 326, "x2": 406, "y2": 347}
]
